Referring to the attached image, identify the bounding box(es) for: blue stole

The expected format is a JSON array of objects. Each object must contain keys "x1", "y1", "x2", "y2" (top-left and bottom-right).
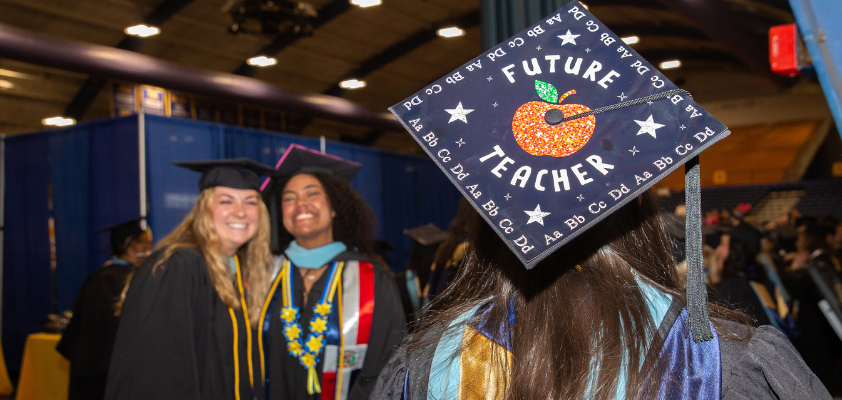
[
  {"x1": 285, "y1": 241, "x2": 347, "y2": 269},
  {"x1": 412, "y1": 283, "x2": 722, "y2": 400}
]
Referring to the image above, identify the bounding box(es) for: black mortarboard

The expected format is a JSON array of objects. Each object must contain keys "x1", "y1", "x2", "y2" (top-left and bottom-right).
[
  {"x1": 97, "y1": 217, "x2": 148, "y2": 256},
  {"x1": 403, "y1": 223, "x2": 450, "y2": 246},
  {"x1": 267, "y1": 144, "x2": 361, "y2": 185},
  {"x1": 173, "y1": 158, "x2": 279, "y2": 191},
  {"x1": 390, "y1": 3, "x2": 729, "y2": 342}
]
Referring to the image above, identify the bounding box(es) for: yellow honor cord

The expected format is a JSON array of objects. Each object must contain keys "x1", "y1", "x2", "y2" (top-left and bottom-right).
[
  {"x1": 233, "y1": 256, "x2": 255, "y2": 390},
  {"x1": 227, "y1": 308, "x2": 241, "y2": 400},
  {"x1": 258, "y1": 267, "x2": 284, "y2": 382},
  {"x1": 307, "y1": 366, "x2": 322, "y2": 394}
]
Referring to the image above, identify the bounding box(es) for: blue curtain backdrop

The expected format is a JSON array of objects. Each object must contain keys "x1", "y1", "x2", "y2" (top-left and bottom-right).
[
  {"x1": 4, "y1": 115, "x2": 459, "y2": 373},
  {"x1": 3, "y1": 134, "x2": 52, "y2": 377},
  {"x1": 3, "y1": 116, "x2": 139, "y2": 373}
]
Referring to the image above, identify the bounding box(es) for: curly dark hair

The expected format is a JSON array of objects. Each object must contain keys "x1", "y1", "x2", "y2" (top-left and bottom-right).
[{"x1": 264, "y1": 171, "x2": 376, "y2": 255}]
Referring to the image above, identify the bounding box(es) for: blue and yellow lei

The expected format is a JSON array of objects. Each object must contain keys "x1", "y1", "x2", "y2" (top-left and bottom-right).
[{"x1": 279, "y1": 258, "x2": 344, "y2": 395}]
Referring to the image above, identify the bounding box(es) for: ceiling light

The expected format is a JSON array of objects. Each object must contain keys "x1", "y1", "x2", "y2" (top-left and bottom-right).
[
  {"x1": 659, "y1": 60, "x2": 681, "y2": 69},
  {"x1": 42, "y1": 116, "x2": 76, "y2": 127},
  {"x1": 0, "y1": 68, "x2": 35, "y2": 80},
  {"x1": 339, "y1": 79, "x2": 366, "y2": 89},
  {"x1": 621, "y1": 36, "x2": 639, "y2": 45},
  {"x1": 125, "y1": 24, "x2": 160, "y2": 37},
  {"x1": 0, "y1": 80, "x2": 14, "y2": 90},
  {"x1": 247, "y1": 56, "x2": 277, "y2": 67},
  {"x1": 437, "y1": 27, "x2": 465, "y2": 38},
  {"x1": 350, "y1": 0, "x2": 381, "y2": 7}
]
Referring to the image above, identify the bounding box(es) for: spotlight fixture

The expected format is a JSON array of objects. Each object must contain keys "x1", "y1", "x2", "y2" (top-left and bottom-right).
[
  {"x1": 125, "y1": 24, "x2": 160, "y2": 37},
  {"x1": 350, "y1": 0, "x2": 381, "y2": 7},
  {"x1": 339, "y1": 79, "x2": 366, "y2": 89},
  {"x1": 659, "y1": 60, "x2": 682, "y2": 70},
  {"x1": 42, "y1": 116, "x2": 76, "y2": 127},
  {"x1": 621, "y1": 36, "x2": 639, "y2": 45},
  {"x1": 437, "y1": 27, "x2": 465, "y2": 38},
  {"x1": 580, "y1": 2, "x2": 589, "y2": 10},
  {"x1": 224, "y1": 1, "x2": 318, "y2": 36},
  {"x1": 247, "y1": 56, "x2": 277, "y2": 67},
  {"x1": 0, "y1": 79, "x2": 14, "y2": 90}
]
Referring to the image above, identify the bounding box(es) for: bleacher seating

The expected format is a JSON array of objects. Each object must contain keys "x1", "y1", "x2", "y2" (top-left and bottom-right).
[{"x1": 655, "y1": 178, "x2": 842, "y2": 220}]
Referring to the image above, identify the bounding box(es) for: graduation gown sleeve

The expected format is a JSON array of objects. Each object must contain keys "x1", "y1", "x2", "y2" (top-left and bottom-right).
[
  {"x1": 720, "y1": 325, "x2": 832, "y2": 399},
  {"x1": 57, "y1": 265, "x2": 130, "y2": 377},
  {"x1": 106, "y1": 248, "x2": 252, "y2": 400}
]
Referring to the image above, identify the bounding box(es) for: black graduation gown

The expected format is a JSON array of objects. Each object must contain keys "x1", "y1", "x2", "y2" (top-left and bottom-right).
[
  {"x1": 106, "y1": 248, "x2": 256, "y2": 400},
  {"x1": 786, "y1": 253, "x2": 842, "y2": 394},
  {"x1": 711, "y1": 275, "x2": 773, "y2": 327},
  {"x1": 263, "y1": 250, "x2": 406, "y2": 400},
  {"x1": 56, "y1": 260, "x2": 133, "y2": 400}
]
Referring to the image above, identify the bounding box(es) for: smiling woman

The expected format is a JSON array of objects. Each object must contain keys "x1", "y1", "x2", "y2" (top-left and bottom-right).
[
  {"x1": 259, "y1": 145, "x2": 406, "y2": 400},
  {"x1": 212, "y1": 187, "x2": 262, "y2": 256},
  {"x1": 106, "y1": 158, "x2": 279, "y2": 400}
]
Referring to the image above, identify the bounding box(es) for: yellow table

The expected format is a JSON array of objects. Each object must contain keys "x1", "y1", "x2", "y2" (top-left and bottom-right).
[
  {"x1": 0, "y1": 342, "x2": 13, "y2": 395},
  {"x1": 15, "y1": 333, "x2": 69, "y2": 400}
]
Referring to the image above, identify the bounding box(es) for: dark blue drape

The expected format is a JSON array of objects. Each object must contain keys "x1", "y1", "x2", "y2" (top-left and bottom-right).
[
  {"x1": 3, "y1": 116, "x2": 139, "y2": 373},
  {"x1": 3, "y1": 134, "x2": 52, "y2": 375}
]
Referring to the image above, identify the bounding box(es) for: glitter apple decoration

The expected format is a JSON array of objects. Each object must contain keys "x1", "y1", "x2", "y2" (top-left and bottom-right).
[{"x1": 512, "y1": 80, "x2": 595, "y2": 157}]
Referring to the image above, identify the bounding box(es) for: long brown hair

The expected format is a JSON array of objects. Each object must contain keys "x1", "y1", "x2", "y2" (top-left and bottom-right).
[
  {"x1": 412, "y1": 192, "x2": 747, "y2": 399},
  {"x1": 431, "y1": 198, "x2": 476, "y2": 271},
  {"x1": 118, "y1": 188, "x2": 273, "y2": 325}
]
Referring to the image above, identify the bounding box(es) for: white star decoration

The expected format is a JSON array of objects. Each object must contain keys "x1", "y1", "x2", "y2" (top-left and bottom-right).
[
  {"x1": 456, "y1": 138, "x2": 466, "y2": 147},
  {"x1": 618, "y1": 92, "x2": 628, "y2": 101},
  {"x1": 558, "y1": 30, "x2": 580, "y2": 46},
  {"x1": 679, "y1": 125, "x2": 686, "y2": 130},
  {"x1": 525, "y1": 204, "x2": 551, "y2": 226},
  {"x1": 577, "y1": 194, "x2": 585, "y2": 202},
  {"x1": 504, "y1": 193, "x2": 512, "y2": 201},
  {"x1": 585, "y1": 48, "x2": 591, "y2": 53},
  {"x1": 487, "y1": 76, "x2": 493, "y2": 81},
  {"x1": 629, "y1": 146, "x2": 640, "y2": 156},
  {"x1": 445, "y1": 102, "x2": 474, "y2": 124},
  {"x1": 536, "y1": 45, "x2": 542, "y2": 51},
  {"x1": 634, "y1": 115, "x2": 665, "y2": 138},
  {"x1": 492, "y1": 102, "x2": 498, "y2": 108}
]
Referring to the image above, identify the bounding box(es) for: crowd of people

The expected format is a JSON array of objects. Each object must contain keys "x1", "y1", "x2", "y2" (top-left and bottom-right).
[
  {"x1": 694, "y1": 206, "x2": 842, "y2": 394},
  {"x1": 55, "y1": 144, "x2": 841, "y2": 400}
]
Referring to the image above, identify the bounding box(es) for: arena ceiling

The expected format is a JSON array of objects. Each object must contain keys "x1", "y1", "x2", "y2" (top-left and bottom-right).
[{"x1": 0, "y1": 0, "x2": 835, "y2": 184}]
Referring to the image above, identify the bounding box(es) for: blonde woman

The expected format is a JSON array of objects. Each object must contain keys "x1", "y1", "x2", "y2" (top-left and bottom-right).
[{"x1": 106, "y1": 159, "x2": 277, "y2": 400}]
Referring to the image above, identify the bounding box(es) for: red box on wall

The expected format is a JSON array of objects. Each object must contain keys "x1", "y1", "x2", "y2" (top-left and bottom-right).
[{"x1": 769, "y1": 24, "x2": 803, "y2": 77}]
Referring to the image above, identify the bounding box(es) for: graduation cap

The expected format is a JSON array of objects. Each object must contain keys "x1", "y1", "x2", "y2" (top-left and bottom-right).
[
  {"x1": 261, "y1": 144, "x2": 361, "y2": 191},
  {"x1": 389, "y1": 3, "x2": 729, "y2": 342},
  {"x1": 97, "y1": 217, "x2": 148, "y2": 256},
  {"x1": 173, "y1": 158, "x2": 279, "y2": 191},
  {"x1": 403, "y1": 223, "x2": 450, "y2": 246}
]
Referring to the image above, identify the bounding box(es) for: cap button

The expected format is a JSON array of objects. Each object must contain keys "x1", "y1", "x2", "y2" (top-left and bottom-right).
[{"x1": 545, "y1": 108, "x2": 565, "y2": 126}]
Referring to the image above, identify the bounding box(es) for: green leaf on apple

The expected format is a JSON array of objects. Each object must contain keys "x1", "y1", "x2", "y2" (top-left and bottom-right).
[{"x1": 535, "y1": 80, "x2": 559, "y2": 103}]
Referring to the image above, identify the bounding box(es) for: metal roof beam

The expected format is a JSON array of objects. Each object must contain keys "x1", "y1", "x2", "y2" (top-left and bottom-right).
[
  {"x1": 652, "y1": 0, "x2": 790, "y2": 85},
  {"x1": 0, "y1": 24, "x2": 402, "y2": 131},
  {"x1": 62, "y1": 0, "x2": 196, "y2": 119},
  {"x1": 233, "y1": 0, "x2": 353, "y2": 77},
  {"x1": 324, "y1": 10, "x2": 481, "y2": 97}
]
